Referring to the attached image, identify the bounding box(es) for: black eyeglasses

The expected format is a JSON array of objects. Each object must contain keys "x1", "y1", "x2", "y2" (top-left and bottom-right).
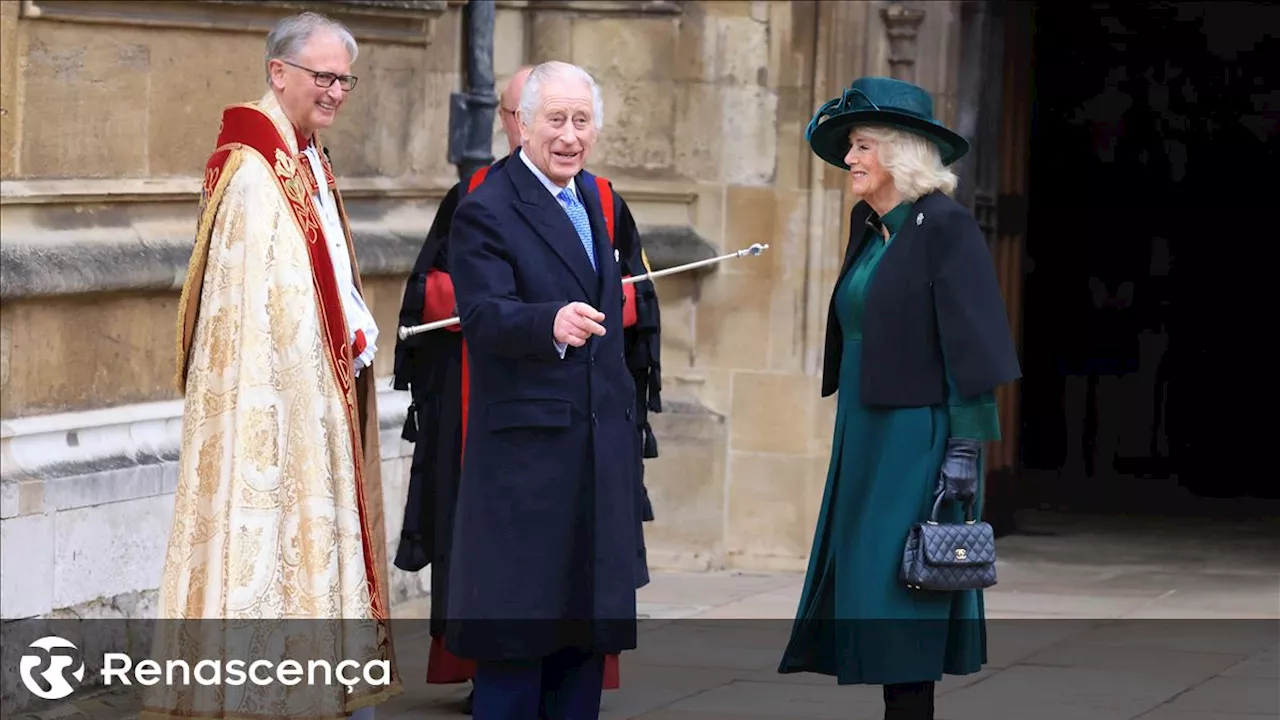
[{"x1": 282, "y1": 60, "x2": 358, "y2": 91}]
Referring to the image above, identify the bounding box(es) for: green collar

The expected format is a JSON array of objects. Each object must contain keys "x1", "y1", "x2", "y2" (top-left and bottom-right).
[{"x1": 878, "y1": 200, "x2": 912, "y2": 237}]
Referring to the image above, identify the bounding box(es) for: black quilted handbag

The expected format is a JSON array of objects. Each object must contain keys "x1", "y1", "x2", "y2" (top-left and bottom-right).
[{"x1": 900, "y1": 491, "x2": 997, "y2": 592}]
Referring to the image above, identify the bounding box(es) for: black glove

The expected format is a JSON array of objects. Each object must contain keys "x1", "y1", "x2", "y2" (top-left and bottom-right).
[{"x1": 936, "y1": 437, "x2": 981, "y2": 503}]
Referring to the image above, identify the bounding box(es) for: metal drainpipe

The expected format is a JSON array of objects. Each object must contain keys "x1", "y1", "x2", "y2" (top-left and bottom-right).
[{"x1": 448, "y1": 0, "x2": 498, "y2": 185}]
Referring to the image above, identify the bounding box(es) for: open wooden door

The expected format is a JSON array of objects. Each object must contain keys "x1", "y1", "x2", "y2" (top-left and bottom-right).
[
  {"x1": 989, "y1": 1, "x2": 1034, "y2": 534},
  {"x1": 955, "y1": 0, "x2": 1034, "y2": 534}
]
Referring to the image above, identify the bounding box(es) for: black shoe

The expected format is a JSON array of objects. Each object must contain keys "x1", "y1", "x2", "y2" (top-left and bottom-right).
[{"x1": 461, "y1": 688, "x2": 473, "y2": 715}]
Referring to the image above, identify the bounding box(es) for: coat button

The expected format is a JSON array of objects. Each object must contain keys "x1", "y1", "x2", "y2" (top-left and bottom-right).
[
  {"x1": 625, "y1": 407, "x2": 633, "y2": 421},
  {"x1": 592, "y1": 412, "x2": 598, "y2": 425}
]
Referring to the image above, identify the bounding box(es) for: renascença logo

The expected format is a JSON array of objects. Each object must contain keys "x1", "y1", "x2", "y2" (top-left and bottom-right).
[
  {"x1": 100, "y1": 654, "x2": 390, "y2": 693},
  {"x1": 19, "y1": 636, "x2": 86, "y2": 700},
  {"x1": 17, "y1": 634, "x2": 390, "y2": 699}
]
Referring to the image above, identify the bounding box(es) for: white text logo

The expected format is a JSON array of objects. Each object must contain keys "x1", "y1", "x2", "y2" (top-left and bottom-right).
[{"x1": 102, "y1": 655, "x2": 391, "y2": 694}]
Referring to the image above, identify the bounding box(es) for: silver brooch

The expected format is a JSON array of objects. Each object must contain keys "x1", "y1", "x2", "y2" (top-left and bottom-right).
[{"x1": 916, "y1": 213, "x2": 924, "y2": 226}]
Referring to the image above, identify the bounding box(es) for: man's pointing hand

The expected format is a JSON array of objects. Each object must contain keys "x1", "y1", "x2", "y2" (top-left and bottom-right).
[{"x1": 554, "y1": 302, "x2": 607, "y2": 347}]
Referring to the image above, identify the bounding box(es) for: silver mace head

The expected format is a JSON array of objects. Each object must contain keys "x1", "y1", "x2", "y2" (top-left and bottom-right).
[{"x1": 742, "y1": 243, "x2": 769, "y2": 256}]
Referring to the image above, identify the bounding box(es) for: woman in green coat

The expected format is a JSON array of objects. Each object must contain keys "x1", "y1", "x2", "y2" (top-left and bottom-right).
[{"x1": 777, "y1": 78, "x2": 1022, "y2": 720}]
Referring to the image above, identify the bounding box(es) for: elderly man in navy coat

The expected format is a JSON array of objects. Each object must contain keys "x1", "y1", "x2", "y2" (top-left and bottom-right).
[{"x1": 444, "y1": 60, "x2": 643, "y2": 720}]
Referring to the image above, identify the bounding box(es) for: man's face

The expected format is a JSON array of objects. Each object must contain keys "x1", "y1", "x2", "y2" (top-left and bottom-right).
[
  {"x1": 270, "y1": 30, "x2": 353, "y2": 137},
  {"x1": 520, "y1": 76, "x2": 597, "y2": 187},
  {"x1": 500, "y1": 69, "x2": 530, "y2": 153}
]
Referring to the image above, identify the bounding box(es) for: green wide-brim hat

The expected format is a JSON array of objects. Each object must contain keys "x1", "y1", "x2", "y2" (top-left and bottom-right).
[{"x1": 805, "y1": 76, "x2": 970, "y2": 168}]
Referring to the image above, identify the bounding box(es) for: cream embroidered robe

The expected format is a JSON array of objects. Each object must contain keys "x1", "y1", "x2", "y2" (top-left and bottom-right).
[{"x1": 141, "y1": 91, "x2": 400, "y2": 720}]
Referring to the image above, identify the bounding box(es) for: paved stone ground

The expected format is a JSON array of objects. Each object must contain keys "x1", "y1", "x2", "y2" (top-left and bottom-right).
[{"x1": 12, "y1": 511, "x2": 1279, "y2": 720}]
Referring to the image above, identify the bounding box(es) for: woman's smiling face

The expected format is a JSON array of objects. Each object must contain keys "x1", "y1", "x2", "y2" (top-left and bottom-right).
[{"x1": 843, "y1": 129, "x2": 892, "y2": 201}]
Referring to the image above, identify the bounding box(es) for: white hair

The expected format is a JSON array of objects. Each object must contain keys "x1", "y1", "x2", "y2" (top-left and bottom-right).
[
  {"x1": 854, "y1": 125, "x2": 958, "y2": 199},
  {"x1": 518, "y1": 61, "x2": 605, "y2": 130},
  {"x1": 264, "y1": 12, "x2": 358, "y2": 85}
]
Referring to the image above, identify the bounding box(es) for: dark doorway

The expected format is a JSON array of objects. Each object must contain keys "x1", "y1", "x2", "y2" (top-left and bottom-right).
[{"x1": 1016, "y1": 2, "x2": 1280, "y2": 518}]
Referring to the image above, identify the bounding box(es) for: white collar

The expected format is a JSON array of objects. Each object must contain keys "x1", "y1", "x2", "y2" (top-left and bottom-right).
[{"x1": 518, "y1": 148, "x2": 578, "y2": 202}]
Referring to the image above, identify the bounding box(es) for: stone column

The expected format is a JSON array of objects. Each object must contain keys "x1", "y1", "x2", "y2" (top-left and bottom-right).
[
  {"x1": 525, "y1": 8, "x2": 572, "y2": 65},
  {"x1": 880, "y1": 3, "x2": 926, "y2": 83}
]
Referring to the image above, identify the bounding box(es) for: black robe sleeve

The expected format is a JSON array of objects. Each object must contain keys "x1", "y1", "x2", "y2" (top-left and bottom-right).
[
  {"x1": 392, "y1": 181, "x2": 464, "y2": 573},
  {"x1": 393, "y1": 183, "x2": 462, "y2": 393},
  {"x1": 612, "y1": 191, "x2": 663, "y2": 524},
  {"x1": 926, "y1": 202, "x2": 1022, "y2": 400},
  {"x1": 613, "y1": 193, "x2": 663, "y2": 453}
]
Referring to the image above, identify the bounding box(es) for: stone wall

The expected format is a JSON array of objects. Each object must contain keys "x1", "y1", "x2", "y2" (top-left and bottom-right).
[
  {"x1": 0, "y1": 386, "x2": 426, "y2": 619},
  {"x1": 0, "y1": 0, "x2": 967, "y2": 621}
]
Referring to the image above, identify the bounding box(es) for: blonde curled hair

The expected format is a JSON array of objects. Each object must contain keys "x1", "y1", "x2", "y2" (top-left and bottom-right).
[{"x1": 854, "y1": 125, "x2": 958, "y2": 200}]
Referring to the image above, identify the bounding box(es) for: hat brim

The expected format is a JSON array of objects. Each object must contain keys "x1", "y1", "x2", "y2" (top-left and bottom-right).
[{"x1": 808, "y1": 110, "x2": 970, "y2": 169}]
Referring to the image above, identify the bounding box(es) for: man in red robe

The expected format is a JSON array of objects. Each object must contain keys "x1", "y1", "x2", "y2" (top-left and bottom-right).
[{"x1": 392, "y1": 66, "x2": 662, "y2": 714}]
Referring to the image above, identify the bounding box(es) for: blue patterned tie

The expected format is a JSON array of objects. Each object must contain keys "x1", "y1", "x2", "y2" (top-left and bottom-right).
[{"x1": 558, "y1": 188, "x2": 597, "y2": 271}]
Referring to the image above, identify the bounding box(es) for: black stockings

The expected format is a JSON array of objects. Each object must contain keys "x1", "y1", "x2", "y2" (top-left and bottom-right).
[{"x1": 882, "y1": 681, "x2": 935, "y2": 720}]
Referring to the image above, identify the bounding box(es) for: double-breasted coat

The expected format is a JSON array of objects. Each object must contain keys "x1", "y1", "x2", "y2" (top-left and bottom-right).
[{"x1": 444, "y1": 149, "x2": 643, "y2": 662}]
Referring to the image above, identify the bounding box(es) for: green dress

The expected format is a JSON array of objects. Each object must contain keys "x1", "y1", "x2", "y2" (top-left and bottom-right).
[{"x1": 778, "y1": 201, "x2": 1001, "y2": 685}]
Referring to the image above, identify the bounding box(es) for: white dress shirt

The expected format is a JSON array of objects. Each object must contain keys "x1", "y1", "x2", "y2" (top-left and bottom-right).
[
  {"x1": 517, "y1": 150, "x2": 587, "y2": 359},
  {"x1": 302, "y1": 143, "x2": 379, "y2": 375},
  {"x1": 519, "y1": 148, "x2": 581, "y2": 209}
]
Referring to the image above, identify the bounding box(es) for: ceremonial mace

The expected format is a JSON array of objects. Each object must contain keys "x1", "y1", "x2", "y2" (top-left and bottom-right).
[{"x1": 397, "y1": 243, "x2": 770, "y2": 339}]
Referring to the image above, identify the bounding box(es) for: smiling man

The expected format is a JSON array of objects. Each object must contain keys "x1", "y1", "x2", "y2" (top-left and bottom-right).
[
  {"x1": 443, "y1": 61, "x2": 645, "y2": 720},
  {"x1": 143, "y1": 12, "x2": 399, "y2": 720}
]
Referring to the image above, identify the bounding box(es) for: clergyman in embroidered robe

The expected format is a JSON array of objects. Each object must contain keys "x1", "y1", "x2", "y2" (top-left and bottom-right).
[{"x1": 140, "y1": 13, "x2": 400, "y2": 720}]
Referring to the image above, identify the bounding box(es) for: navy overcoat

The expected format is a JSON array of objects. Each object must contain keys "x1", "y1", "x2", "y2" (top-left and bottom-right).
[{"x1": 444, "y1": 149, "x2": 642, "y2": 662}]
